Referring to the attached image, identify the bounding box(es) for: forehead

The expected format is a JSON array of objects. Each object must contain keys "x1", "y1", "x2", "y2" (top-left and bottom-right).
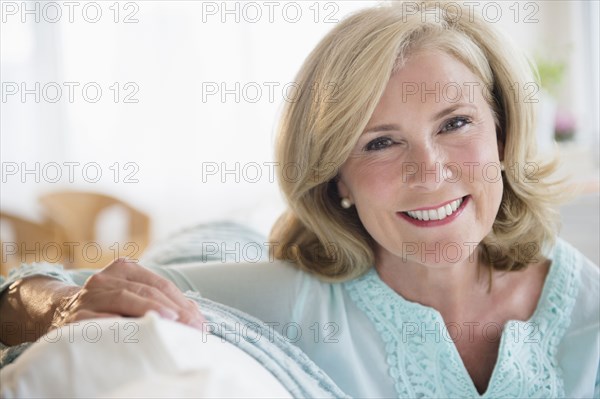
[
  {"x1": 374, "y1": 50, "x2": 485, "y2": 114},
  {"x1": 395, "y1": 50, "x2": 478, "y2": 83}
]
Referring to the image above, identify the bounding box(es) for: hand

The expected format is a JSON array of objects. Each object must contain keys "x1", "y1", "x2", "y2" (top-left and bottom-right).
[{"x1": 51, "y1": 258, "x2": 205, "y2": 331}]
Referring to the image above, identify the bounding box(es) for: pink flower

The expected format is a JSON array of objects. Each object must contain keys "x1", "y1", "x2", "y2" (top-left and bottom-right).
[{"x1": 554, "y1": 109, "x2": 576, "y2": 133}]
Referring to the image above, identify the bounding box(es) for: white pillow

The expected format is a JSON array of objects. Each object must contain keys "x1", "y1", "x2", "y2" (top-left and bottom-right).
[{"x1": 0, "y1": 312, "x2": 292, "y2": 398}]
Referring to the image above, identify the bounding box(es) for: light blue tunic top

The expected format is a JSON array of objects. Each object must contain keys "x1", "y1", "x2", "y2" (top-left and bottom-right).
[{"x1": 1, "y1": 237, "x2": 599, "y2": 398}]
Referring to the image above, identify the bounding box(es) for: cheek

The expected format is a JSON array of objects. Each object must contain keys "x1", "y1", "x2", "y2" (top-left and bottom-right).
[
  {"x1": 450, "y1": 135, "x2": 501, "y2": 183},
  {"x1": 345, "y1": 159, "x2": 398, "y2": 204},
  {"x1": 473, "y1": 181, "x2": 503, "y2": 230},
  {"x1": 458, "y1": 142, "x2": 504, "y2": 222},
  {"x1": 453, "y1": 136, "x2": 498, "y2": 164}
]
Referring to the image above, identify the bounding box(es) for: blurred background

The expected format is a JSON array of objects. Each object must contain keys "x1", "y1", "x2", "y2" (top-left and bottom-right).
[{"x1": 1, "y1": 0, "x2": 599, "y2": 273}]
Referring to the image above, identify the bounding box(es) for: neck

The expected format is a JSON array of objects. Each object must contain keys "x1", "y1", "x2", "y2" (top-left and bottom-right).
[{"x1": 374, "y1": 246, "x2": 492, "y2": 320}]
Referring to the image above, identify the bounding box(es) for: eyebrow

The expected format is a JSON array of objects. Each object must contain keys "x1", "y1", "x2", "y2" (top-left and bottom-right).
[
  {"x1": 432, "y1": 103, "x2": 477, "y2": 121},
  {"x1": 362, "y1": 123, "x2": 400, "y2": 135},
  {"x1": 362, "y1": 103, "x2": 478, "y2": 135}
]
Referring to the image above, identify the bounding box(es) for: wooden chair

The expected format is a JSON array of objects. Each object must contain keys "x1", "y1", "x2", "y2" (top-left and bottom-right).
[
  {"x1": 0, "y1": 212, "x2": 65, "y2": 276},
  {"x1": 38, "y1": 191, "x2": 151, "y2": 269}
]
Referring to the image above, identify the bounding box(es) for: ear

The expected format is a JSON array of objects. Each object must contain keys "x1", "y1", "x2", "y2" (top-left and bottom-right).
[{"x1": 336, "y1": 176, "x2": 352, "y2": 201}]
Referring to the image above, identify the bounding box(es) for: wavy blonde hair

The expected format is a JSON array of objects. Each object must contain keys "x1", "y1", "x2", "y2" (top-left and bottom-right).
[{"x1": 269, "y1": 0, "x2": 570, "y2": 282}]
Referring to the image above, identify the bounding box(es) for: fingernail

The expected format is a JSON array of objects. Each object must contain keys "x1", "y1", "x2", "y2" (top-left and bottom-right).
[{"x1": 159, "y1": 308, "x2": 179, "y2": 321}]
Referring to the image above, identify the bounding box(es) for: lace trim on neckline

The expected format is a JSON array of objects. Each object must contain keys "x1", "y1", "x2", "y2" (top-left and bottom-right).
[{"x1": 344, "y1": 239, "x2": 581, "y2": 398}]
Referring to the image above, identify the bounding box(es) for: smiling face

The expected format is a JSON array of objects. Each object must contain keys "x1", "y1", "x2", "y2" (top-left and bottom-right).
[{"x1": 337, "y1": 50, "x2": 504, "y2": 269}]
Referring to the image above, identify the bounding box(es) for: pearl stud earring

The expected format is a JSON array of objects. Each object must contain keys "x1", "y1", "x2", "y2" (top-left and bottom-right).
[{"x1": 341, "y1": 198, "x2": 352, "y2": 209}]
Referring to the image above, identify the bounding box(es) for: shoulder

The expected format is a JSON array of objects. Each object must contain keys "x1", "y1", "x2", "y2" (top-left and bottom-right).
[
  {"x1": 549, "y1": 238, "x2": 599, "y2": 396},
  {"x1": 549, "y1": 237, "x2": 599, "y2": 319},
  {"x1": 569, "y1": 250, "x2": 599, "y2": 328},
  {"x1": 546, "y1": 237, "x2": 599, "y2": 342}
]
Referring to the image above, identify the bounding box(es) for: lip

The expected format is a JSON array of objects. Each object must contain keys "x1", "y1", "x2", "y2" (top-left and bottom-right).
[
  {"x1": 397, "y1": 195, "x2": 470, "y2": 227},
  {"x1": 403, "y1": 196, "x2": 465, "y2": 212}
]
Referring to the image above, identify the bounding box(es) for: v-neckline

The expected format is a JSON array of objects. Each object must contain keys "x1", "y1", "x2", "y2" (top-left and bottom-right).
[{"x1": 344, "y1": 244, "x2": 568, "y2": 397}]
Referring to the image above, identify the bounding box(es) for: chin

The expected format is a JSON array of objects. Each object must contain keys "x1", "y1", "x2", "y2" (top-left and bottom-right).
[{"x1": 393, "y1": 238, "x2": 482, "y2": 266}]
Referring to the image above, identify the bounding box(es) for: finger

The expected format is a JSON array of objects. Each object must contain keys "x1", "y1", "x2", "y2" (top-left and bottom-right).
[
  {"x1": 86, "y1": 274, "x2": 202, "y2": 326},
  {"x1": 82, "y1": 289, "x2": 205, "y2": 331},
  {"x1": 88, "y1": 289, "x2": 181, "y2": 321},
  {"x1": 103, "y1": 260, "x2": 203, "y2": 319},
  {"x1": 118, "y1": 279, "x2": 204, "y2": 327}
]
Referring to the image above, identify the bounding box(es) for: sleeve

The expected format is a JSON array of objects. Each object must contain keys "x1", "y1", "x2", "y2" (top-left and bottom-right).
[
  {"x1": 0, "y1": 263, "x2": 94, "y2": 369},
  {"x1": 0, "y1": 262, "x2": 86, "y2": 294},
  {"x1": 138, "y1": 221, "x2": 307, "y2": 324},
  {"x1": 0, "y1": 260, "x2": 307, "y2": 333},
  {"x1": 144, "y1": 259, "x2": 309, "y2": 326}
]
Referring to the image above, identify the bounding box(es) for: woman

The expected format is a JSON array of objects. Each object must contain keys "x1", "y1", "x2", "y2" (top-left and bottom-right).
[{"x1": 1, "y1": 1, "x2": 598, "y2": 397}]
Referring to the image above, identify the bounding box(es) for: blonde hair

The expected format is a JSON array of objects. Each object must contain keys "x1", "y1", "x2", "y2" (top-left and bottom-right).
[{"x1": 269, "y1": 1, "x2": 570, "y2": 282}]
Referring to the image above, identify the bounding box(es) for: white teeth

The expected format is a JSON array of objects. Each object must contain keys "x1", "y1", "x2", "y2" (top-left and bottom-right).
[
  {"x1": 437, "y1": 207, "x2": 447, "y2": 219},
  {"x1": 404, "y1": 197, "x2": 464, "y2": 221},
  {"x1": 429, "y1": 209, "x2": 438, "y2": 220},
  {"x1": 444, "y1": 204, "x2": 453, "y2": 215},
  {"x1": 408, "y1": 210, "x2": 424, "y2": 220}
]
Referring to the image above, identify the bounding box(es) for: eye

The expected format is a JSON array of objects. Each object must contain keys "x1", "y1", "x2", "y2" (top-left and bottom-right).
[
  {"x1": 364, "y1": 137, "x2": 394, "y2": 151},
  {"x1": 441, "y1": 116, "x2": 471, "y2": 132}
]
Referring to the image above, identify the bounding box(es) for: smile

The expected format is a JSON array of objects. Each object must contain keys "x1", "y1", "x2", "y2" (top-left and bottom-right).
[{"x1": 398, "y1": 196, "x2": 469, "y2": 227}]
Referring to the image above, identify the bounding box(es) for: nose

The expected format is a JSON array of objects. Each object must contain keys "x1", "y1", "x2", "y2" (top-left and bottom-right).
[{"x1": 401, "y1": 144, "x2": 446, "y2": 191}]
